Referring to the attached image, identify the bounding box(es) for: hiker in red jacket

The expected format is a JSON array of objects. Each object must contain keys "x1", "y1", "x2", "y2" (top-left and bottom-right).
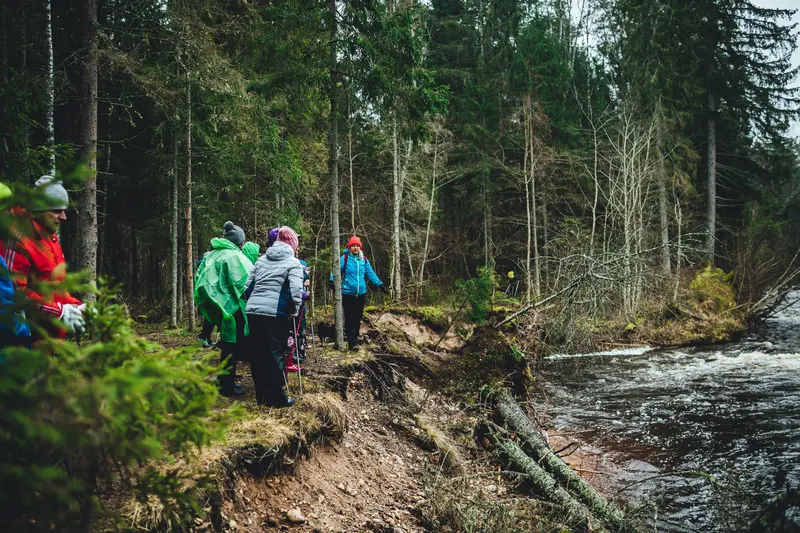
[{"x1": 0, "y1": 176, "x2": 85, "y2": 339}]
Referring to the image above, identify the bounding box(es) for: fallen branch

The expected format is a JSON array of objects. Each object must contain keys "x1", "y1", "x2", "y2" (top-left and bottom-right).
[
  {"x1": 493, "y1": 389, "x2": 628, "y2": 531},
  {"x1": 480, "y1": 420, "x2": 610, "y2": 533}
]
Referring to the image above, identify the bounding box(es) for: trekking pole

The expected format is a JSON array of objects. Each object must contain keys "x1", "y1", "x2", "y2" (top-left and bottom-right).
[{"x1": 292, "y1": 315, "x2": 303, "y2": 395}]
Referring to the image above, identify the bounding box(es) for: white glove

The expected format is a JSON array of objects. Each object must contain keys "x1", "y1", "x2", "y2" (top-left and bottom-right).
[{"x1": 59, "y1": 303, "x2": 86, "y2": 334}]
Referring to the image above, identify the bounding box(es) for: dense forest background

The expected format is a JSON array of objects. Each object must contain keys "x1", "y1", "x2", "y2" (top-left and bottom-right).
[{"x1": 1, "y1": 0, "x2": 798, "y2": 328}]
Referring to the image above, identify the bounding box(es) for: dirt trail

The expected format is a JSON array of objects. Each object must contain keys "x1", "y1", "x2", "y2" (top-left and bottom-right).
[
  {"x1": 136, "y1": 313, "x2": 624, "y2": 533},
  {"x1": 221, "y1": 372, "x2": 432, "y2": 532}
]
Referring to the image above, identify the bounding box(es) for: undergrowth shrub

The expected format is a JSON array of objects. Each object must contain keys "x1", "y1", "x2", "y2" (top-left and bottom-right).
[
  {"x1": 456, "y1": 266, "x2": 498, "y2": 325},
  {"x1": 0, "y1": 285, "x2": 227, "y2": 532}
]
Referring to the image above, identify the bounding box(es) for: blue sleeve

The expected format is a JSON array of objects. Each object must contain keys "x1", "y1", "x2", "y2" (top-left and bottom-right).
[{"x1": 365, "y1": 259, "x2": 382, "y2": 288}]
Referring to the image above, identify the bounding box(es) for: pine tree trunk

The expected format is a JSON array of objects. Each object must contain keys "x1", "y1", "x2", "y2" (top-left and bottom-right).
[
  {"x1": 329, "y1": 0, "x2": 344, "y2": 349},
  {"x1": 171, "y1": 121, "x2": 179, "y2": 329},
  {"x1": 184, "y1": 81, "x2": 195, "y2": 331},
  {"x1": 706, "y1": 88, "x2": 717, "y2": 264},
  {"x1": 78, "y1": 0, "x2": 98, "y2": 296},
  {"x1": 45, "y1": 0, "x2": 55, "y2": 176}
]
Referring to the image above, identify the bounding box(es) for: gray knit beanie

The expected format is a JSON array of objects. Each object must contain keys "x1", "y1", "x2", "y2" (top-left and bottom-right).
[
  {"x1": 223, "y1": 221, "x2": 245, "y2": 246},
  {"x1": 31, "y1": 175, "x2": 69, "y2": 211}
]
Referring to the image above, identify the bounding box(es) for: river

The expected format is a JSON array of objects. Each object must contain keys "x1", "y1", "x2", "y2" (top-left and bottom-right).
[{"x1": 540, "y1": 299, "x2": 800, "y2": 532}]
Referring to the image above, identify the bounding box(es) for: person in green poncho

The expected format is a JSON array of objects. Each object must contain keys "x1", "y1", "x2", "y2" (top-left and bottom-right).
[{"x1": 194, "y1": 221, "x2": 254, "y2": 397}]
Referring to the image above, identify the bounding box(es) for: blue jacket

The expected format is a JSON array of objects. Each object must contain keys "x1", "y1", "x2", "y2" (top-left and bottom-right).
[
  {"x1": 0, "y1": 255, "x2": 31, "y2": 344},
  {"x1": 330, "y1": 250, "x2": 383, "y2": 297}
]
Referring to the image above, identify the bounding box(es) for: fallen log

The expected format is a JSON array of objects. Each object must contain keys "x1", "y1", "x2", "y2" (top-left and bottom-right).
[
  {"x1": 494, "y1": 389, "x2": 629, "y2": 531},
  {"x1": 480, "y1": 420, "x2": 609, "y2": 532}
]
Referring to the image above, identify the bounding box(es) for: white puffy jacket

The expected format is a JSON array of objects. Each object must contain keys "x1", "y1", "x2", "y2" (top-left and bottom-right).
[{"x1": 244, "y1": 241, "x2": 303, "y2": 317}]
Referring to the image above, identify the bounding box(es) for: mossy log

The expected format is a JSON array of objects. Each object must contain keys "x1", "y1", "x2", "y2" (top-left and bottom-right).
[
  {"x1": 494, "y1": 389, "x2": 628, "y2": 531},
  {"x1": 481, "y1": 420, "x2": 608, "y2": 532}
]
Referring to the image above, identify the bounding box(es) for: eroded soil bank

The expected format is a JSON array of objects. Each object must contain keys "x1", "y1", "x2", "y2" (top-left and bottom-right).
[{"x1": 125, "y1": 308, "x2": 645, "y2": 533}]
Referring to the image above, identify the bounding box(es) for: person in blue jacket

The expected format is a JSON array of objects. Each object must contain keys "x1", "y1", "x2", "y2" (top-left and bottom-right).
[
  {"x1": 0, "y1": 183, "x2": 31, "y2": 349},
  {"x1": 329, "y1": 235, "x2": 385, "y2": 350}
]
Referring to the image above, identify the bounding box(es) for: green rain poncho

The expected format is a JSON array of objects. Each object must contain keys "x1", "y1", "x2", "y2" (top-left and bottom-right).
[
  {"x1": 194, "y1": 238, "x2": 254, "y2": 343},
  {"x1": 242, "y1": 241, "x2": 260, "y2": 264}
]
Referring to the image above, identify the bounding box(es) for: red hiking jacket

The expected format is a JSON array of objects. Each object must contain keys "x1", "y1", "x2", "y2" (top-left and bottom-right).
[{"x1": 0, "y1": 210, "x2": 82, "y2": 337}]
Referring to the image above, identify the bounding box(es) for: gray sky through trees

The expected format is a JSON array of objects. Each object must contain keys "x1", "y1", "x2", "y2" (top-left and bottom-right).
[{"x1": 756, "y1": 0, "x2": 799, "y2": 138}]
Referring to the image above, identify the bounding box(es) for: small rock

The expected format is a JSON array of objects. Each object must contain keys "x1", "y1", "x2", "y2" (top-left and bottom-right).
[
  {"x1": 286, "y1": 508, "x2": 306, "y2": 524},
  {"x1": 337, "y1": 483, "x2": 346, "y2": 492},
  {"x1": 487, "y1": 484, "x2": 497, "y2": 492},
  {"x1": 363, "y1": 414, "x2": 370, "y2": 421},
  {"x1": 394, "y1": 454, "x2": 405, "y2": 466},
  {"x1": 229, "y1": 519, "x2": 238, "y2": 529},
  {"x1": 318, "y1": 494, "x2": 326, "y2": 504},
  {"x1": 358, "y1": 478, "x2": 366, "y2": 487}
]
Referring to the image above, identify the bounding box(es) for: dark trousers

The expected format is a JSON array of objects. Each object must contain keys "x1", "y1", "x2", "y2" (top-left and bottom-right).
[
  {"x1": 342, "y1": 294, "x2": 366, "y2": 348},
  {"x1": 200, "y1": 318, "x2": 215, "y2": 340},
  {"x1": 247, "y1": 314, "x2": 291, "y2": 407},
  {"x1": 218, "y1": 311, "x2": 246, "y2": 393}
]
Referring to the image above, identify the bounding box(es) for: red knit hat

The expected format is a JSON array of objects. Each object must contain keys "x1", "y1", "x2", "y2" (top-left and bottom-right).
[{"x1": 347, "y1": 236, "x2": 362, "y2": 248}]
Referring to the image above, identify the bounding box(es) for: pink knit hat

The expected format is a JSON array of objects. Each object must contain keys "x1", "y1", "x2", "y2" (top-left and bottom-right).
[{"x1": 277, "y1": 226, "x2": 299, "y2": 254}]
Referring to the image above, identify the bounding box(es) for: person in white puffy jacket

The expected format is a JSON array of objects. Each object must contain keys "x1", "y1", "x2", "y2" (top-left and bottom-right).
[{"x1": 244, "y1": 226, "x2": 303, "y2": 407}]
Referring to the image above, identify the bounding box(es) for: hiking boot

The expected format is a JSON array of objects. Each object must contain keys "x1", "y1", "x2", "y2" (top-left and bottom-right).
[
  {"x1": 348, "y1": 344, "x2": 359, "y2": 351},
  {"x1": 219, "y1": 383, "x2": 246, "y2": 397},
  {"x1": 282, "y1": 397, "x2": 296, "y2": 408},
  {"x1": 197, "y1": 336, "x2": 212, "y2": 349}
]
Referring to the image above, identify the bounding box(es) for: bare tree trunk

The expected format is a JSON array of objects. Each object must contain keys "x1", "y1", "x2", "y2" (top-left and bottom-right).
[
  {"x1": 657, "y1": 114, "x2": 671, "y2": 277},
  {"x1": 347, "y1": 85, "x2": 356, "y2": 234},
  {"x1": 523, "y1": 95, "x2": 532, "y2": 302},
  {"x1": 706, "y1": 88, "x2": 717, "y2": 264},
  {"x1": 78, "y1": 0, "x2": 98, "y2": 297},
  {"x1": 392, "y1": 119, "x2": 403, "y2": 299},
  {"x1": 329, "y1": 0, "x2": 344, "y2": 349},
  {"x1": 674, "y1": 196, "x2": 682, "y2": 302},
  {"x1": 590, "y1": 125, "x2": 599, "y2": 256},
  {"x1": 419, "y1": 130, "x2": 439, "y2": 291},
  {"x1": 171, "y1": 120, "x2": 179, "y2": 329},
  {"x1": 45, "y1": 0, "x2": 55, "y2": 176},
  {"x1": 184, "y1": 80, "x2": 195, "y2": 331}
]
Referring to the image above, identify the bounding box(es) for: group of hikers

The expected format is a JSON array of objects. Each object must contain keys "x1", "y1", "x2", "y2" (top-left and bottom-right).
[
  {"x1": 193, "y1": 223, "x2": 386, "y2": 407},
  {"x1": 0, "y1": 176, "x2": 387, "y2": 409}
]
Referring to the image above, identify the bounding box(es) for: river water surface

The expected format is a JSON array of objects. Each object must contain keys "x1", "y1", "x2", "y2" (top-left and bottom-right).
[{"x1": 540, "y1": 300, "x2": 800, "y2": 531}]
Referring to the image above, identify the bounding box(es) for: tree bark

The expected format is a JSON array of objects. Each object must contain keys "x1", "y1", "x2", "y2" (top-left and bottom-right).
[
  {"x1": 184, "y1": 81, "x2": 195, "y2": 331},
  {"x1": 706, "y1": 88, "x2": 717, "y2": 264},
  {"x1": 657, "y1": 117, "x2": 671, "y2": 277},
  {"x1": 45, "y1": 0, "x2": 55, "y2": 176},
  {"x1": 78, "y1": 0, "x2": 99, "y2": 296},
  {"x1": 329, "y1": 0, "x2": 344, "y2": 349}
]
